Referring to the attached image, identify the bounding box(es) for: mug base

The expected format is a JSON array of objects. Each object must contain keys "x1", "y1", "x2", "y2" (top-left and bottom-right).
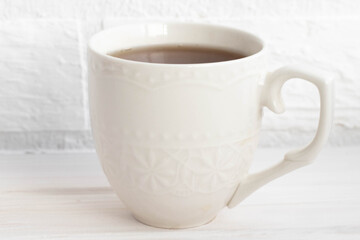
[{"x1": 132, "y1": 214, "x2": 217, "y2": 229}]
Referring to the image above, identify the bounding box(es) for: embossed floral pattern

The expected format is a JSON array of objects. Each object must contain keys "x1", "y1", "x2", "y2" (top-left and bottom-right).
[
  {"x1": 126, "y1": 147, "x2": 178, "y2": 192},
  {"x1": 183, "y1": 145, "x2": 244, "y2": 193},
  {"x1": 90, "y1": 89, "x2": 259, "y2": 196},
  {"x1": 99, "y1": 137, "x2": 257, "y2": 196}
]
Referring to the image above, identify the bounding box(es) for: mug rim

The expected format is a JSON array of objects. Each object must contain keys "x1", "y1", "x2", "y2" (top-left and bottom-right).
[{"x1": 88, "y1": 21, "x2": 266, "y2": 67}]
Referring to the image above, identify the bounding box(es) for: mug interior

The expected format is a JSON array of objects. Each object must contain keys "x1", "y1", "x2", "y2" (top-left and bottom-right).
[{"x1": 89, "y1": 22, "x2": 264, "y2": 61}]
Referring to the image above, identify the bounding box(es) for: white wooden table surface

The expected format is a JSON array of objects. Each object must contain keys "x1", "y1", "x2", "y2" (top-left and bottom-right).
[{"x1": 1, "y1": 147, "x2": 360, "y2": 240}]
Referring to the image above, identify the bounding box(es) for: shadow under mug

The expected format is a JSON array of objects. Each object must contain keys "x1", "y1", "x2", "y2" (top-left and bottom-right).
[{"x1": 88, "y1": 22, "x2": 334, "y2": 229}]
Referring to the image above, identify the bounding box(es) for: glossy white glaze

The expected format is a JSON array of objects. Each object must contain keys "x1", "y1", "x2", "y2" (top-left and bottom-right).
[{"x1": 88, "y1": 22, "x2": 333, "y2": 228}]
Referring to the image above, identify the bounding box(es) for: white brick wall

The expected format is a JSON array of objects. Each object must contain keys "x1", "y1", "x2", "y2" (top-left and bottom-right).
[{"x1": 0, "y1": 0, "x2": 359, "y2": 151}]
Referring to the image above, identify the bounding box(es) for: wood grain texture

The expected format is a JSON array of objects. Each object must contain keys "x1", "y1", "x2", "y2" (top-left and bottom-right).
[{"x1": 1, "y1": 147, "x2": 360, "y2": 239}]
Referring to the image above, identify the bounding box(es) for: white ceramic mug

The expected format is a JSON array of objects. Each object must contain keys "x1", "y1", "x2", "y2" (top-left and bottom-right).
[{"x1": 88, "y1": 22, "x2": 334, "y2": 229}]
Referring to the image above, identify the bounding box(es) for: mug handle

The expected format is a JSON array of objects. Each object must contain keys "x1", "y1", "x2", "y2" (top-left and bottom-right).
[{"x1": 227, "y1": 65, "x2": 334, "y2": 208}]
